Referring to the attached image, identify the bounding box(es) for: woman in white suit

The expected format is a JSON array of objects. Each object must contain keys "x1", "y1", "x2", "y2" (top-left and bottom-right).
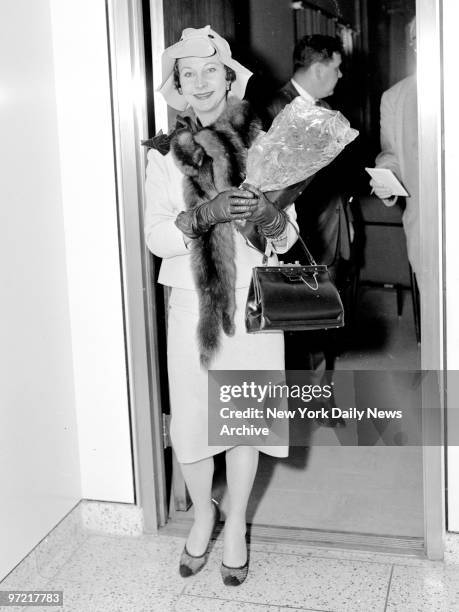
[{"x1": 144, "y1": 26, "x2": 297, "y2": 585}]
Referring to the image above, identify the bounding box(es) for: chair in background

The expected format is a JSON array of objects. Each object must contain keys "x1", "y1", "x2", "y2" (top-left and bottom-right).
[{"x1": 350, "y1": 194, "x2": 420, "y2": 343}]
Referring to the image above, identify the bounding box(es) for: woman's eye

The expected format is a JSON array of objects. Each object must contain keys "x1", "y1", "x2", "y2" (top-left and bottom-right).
[
  {"x1": 182, "y1": 71, "x2": 193, "y2": 78},
  {"x1": 207, "y1": 67, "x2": 216, "y2": 73}
]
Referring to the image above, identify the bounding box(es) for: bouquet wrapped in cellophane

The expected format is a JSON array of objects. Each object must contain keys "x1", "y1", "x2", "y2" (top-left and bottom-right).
[{"x1": 245, "y1": 96, "x2": 359, "y2": 193}]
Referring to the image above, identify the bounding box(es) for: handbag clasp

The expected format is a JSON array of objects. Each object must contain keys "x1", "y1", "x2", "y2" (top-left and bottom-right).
[
  {"x1": 281, "y1": 269, "x2": 319, "y2": 290},
  {"x1": 281, "y1": 269, "x2": 304, "y2": 282}
]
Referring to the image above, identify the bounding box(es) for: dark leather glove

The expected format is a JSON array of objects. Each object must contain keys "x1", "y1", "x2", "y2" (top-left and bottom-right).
[
  {"x1": 241, "y1": 183, "x2": 287, "y2": 238},
  {"x1": 175, "y1": 188, "x2": 257, "y2": 238}
]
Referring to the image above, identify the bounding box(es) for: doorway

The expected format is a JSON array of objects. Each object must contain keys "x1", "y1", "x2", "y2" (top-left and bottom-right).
[{"x1": 107, "y1": 0, "x2": 444, "y2": 558}]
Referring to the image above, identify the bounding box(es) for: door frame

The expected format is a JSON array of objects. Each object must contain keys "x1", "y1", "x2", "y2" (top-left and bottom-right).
[
  {"x1": 105, "y1": 0, "x2": 169, "y2": 531},
  {"x1": 415, "y1": 0, "x2": 445, "y2": 560},
  {"x1": 107, "y1": 0, "x2": 446, "y2": 557}
]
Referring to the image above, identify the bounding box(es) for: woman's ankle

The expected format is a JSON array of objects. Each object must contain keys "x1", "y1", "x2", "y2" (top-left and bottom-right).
[
  {"x1": 186, "y1": 504, "x2": 217, "y2": 556},
  {"x1": 222, "y1": 522, "x2": 247, "y2": 566},
  {"x1": 224, "y1": 514, "x2": 247, "y2": 530},
  {"x1": 193, "y1": 501, "x2": 215, "y2": 524}
]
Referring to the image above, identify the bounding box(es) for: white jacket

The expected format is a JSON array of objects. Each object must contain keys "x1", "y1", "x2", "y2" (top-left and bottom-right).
[
  {"x1": 376, "y1": 75, "x2": 420, "y2": 285},
  {"x1": 144, "y1": 149, "x2": 298, "y2": 289}
]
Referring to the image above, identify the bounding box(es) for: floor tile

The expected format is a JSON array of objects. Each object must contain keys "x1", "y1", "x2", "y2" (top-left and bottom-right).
[
  {"x1": 34, "y1": 508, "x2": 88, "y2": 579},
  {"x1": 183, "y1": 549, "x2": 391, "y2": 611},
  {"x1": 234, "y1": 540, "x2": 436, "y2": 569},
  {"x1": 24, "y1": 579, "x2": 181, "y2": 612},
  {"x1": 386, "y1": 564, "x2": 459, "y2": 611},
  {"x1": 0, "y1": 551, "x2": 50, "y2": 591},
  {"x1": 52, "y1": 534, "x2": 186, "y2": 594},
  {"x1": 7, "y1": 524, "x2": 459, "y2": 611},
  {"x1": 175, "y1": 594, "x2": 281, "y2": 611}
]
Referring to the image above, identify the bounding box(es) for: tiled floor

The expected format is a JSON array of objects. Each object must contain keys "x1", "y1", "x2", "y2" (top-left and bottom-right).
[
  {"x1": 2, "y1": 289, "x2": 438, "y2": 611},
  {"x1": 4, "y1": 532, "x2": 459, "y2": 611}
]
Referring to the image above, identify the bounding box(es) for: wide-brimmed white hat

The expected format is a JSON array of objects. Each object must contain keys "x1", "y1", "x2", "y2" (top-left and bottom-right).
[{"x1": 157, "y1": 25, "x2": 252, "y2": 111}]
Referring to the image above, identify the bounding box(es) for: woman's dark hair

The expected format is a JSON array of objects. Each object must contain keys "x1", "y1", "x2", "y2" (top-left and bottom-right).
[{"x1": 173, "y1": 60, "x2": 236, "y2": 90}]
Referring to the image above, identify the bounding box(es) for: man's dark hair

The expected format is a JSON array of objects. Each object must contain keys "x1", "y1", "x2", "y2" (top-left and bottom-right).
[{"x1": 293, "y1": 34, "x2": 343, "y2": 72}]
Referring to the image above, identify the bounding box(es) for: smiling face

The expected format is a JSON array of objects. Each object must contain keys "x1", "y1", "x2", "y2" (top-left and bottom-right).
[
  {"x1": 177, "y1": 56, "x2": 228, "y2": 124},
  {"x1": 316, "y1": 52, "x2": 343, "y2": 98}
]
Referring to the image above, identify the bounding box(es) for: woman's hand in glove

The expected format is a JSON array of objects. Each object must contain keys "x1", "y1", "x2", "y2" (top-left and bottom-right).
[
  {"x1": 240, "y1": 183, "x2": 277, "y2": 224},
  {"x1": 195, "y1": 188, "x2": 257, "y2": 228},
  {"x1": 240, "y1": 183, "x2": 287, "y2": 238},
  {"x1": 175, "y1": 188, "x2": 257, "y2": 238}
]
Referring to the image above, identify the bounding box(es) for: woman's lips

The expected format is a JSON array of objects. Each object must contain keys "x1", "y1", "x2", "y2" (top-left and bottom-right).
[{"x1": 194, "y1": 92, "x2": 213, "y2": 100}]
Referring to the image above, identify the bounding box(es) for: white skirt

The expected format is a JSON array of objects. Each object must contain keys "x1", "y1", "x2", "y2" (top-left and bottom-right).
[{"x1": 167, "y1": 287, "x2": 289, "y2": 463}]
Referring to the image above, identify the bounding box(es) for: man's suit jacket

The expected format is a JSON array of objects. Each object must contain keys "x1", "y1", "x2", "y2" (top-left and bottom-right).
[
  {"x1": 265, "y1": 82, "x2": 351, "y2": 284},
  {"x1": 266, "y1": 80, "x2": 301, "y2": 121}
]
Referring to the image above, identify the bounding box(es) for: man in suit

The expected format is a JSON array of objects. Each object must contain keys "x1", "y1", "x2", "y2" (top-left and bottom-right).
[
  {"x1": 369, "y1": 19, "x2": 420, "y2": 291},
  {"x1": 265, "y1": 35, "x2": 351, "y2": 426},
  {"x1": 267, "y1": 34, "x2": 343, "y2": 118},
  {"x1": 265, "y1": 35, "x2": 350, "y2": 276}
]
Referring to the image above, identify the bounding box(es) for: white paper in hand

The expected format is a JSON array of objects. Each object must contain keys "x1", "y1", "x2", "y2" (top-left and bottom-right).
[{"x1": 365, "y1": 167, "x2": 409, "y2": 197}]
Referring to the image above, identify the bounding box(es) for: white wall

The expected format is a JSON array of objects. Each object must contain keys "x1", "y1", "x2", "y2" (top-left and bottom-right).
[
  {"x1": 443, "y1": 0, "x2": 459, "y2": 532},
  {"x1": 0, "y1": 0, "x2": 136, "y2": 577},
  {"x1": 0, "y1": 0, "x2": 81, "y2": 579},
  {"x1": 49, "y1": 0, "x2": 134, "y2": 503}
]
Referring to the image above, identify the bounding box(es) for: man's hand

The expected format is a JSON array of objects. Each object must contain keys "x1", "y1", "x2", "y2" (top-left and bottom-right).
[{"x1": 370, "y1": 177, "x2": 395, "y2": 201}]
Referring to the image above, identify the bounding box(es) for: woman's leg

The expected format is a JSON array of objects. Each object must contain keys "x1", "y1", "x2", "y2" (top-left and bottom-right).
[
  {"x1": 180, "y1": 457, "x2": 216, "y2": 555},
  {"x1": 224, "y1": 446, "x2": 259, "y2": 566}
]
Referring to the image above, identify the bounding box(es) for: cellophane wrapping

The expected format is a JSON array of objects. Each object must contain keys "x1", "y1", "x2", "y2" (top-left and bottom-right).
[{"x1": 245, "y1": 97, "x2": 359, "y2": 191}]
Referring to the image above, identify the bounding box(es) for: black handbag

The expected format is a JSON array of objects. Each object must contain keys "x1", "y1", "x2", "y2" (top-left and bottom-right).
[{"x1": 245, "y1": 224, "x2": 344, "y2": 332}]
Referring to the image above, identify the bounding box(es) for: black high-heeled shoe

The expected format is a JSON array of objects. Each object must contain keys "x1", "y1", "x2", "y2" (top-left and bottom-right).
[
  {"x1": 221, "y1": 525, "x2": 249, "y2": 586},
  {"x1": 220, "y1": 559, "x2": 249, "y2": 586},
  {"x1": 179, "y1": 499, "x2": 219, "y2": 578}
]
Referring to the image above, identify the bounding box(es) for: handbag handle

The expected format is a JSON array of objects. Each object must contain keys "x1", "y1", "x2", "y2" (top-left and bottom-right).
[
  {"x1": 300, "y1": 272, "x2": 319, "y2": 290},
  {"x1": 263, "y1": 215, "x2": 318, "y2": 266}
]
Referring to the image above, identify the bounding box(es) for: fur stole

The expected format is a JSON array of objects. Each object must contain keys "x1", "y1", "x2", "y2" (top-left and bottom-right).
[{"x1": 171, "y1": 100, "x2": 261, "y2": 367}]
